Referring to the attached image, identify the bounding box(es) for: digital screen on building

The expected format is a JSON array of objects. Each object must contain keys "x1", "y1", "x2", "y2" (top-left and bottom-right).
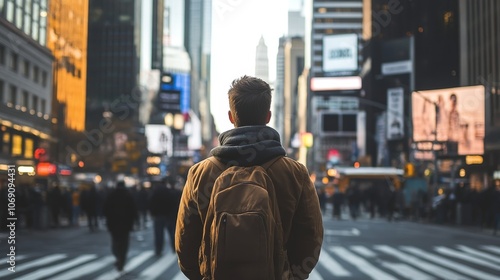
[
  {"x1": 322, "y1": 33, "x2": 358, "y2": 73},
  {"x1": 145, "y1": 124, "x2": 173, "y2": 156},
  {"x1": 412, "y1": 85, "x2": 485, "y2": 155},
  {"x1": 158, "y1": 73, "x2": 190, "y2": 113}
]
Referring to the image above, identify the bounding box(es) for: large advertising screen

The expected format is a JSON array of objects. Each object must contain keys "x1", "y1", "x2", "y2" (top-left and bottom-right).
[
  {"x1": 412, "y1": 85, "x2": 485, "y2": 155},
  {"x1": 158, "y1": 72, "x2": 190, "y2": 113},
  {"x1": 322, "y1": 34, "x2": 358, "y2": 73},
  {"x1": 145, "y1": 124, "x2": 173, "y2": 156}
]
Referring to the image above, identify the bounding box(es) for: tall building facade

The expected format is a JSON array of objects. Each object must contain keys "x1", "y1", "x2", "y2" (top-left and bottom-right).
[
  {"x1": 273, "y1": 37, "x2": 286, "y2": 140},
  {"x1": 0, "y1": 0, "x2": 53, "y2": 183},
  {"x1": 458, "y1": 0, "x2": 500, "y2": 177},
  {"x1": 47, "y1": 0, "x2": 88, "y2": 132},
  {"x1": 308, "y1": 0, "x2": 365, "y2": 172},
  {"x1": 184, "y1": 0, "x2": 213, "y2": 154},
  {"x1": 283, "y1": 37, "x2": 305, "y2": 156},
  {"x1": 255, "y1": 35, "x2": 269, "y2": 82},
  {"x1": 84, "y1": 0, "x2": 163, "y2": 177}
]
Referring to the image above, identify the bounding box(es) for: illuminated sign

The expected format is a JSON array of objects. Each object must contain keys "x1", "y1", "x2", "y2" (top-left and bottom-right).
[
  {"x1": 322, "y1": 34, "x2": 358, "y2": 73},
  {"x1": 310, "y1": 76, "x2": 362, "y2": 91},
  {"x1": 158, "y1": 73, "x2": 190, "y2": 114},
  {"x1": 465, "y1": 155, "x2": 483, "y2": 165},
  {"x1": 36, "y1": 163, "x2": 57, "y2": 176},
  {"x1": 412, "y1": 85, "x2": 485, "y2": 156}
]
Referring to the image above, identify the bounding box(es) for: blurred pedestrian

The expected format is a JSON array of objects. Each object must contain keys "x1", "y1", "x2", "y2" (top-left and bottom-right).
[
  {"x1": 134, "y1": 183, "x2": 149, "y2": 230},
  {"x1": 47, "y1": 184, "x2": 63, "y2": 228},
  {"x1": 103, "y1": 181, "x2": 137, "y2": 272},
  {"x1": 493, "y1": 184, "x2": 500, "y2": 235},
  {"x1": 347, "y1": 184, "x2": 361, "y2": 220},
  {"x1": 71, "y1": 187, "x2": 81, "y2": 226},
  {"x1": 332, "y1": 187, "x2": 344, "y2": 220},
  {"x1": 81, "y1": 184, "x2": 99, "y2": 231},
  {"x1": 149, "y1": 179, "x2": 181, "y2": 255}
]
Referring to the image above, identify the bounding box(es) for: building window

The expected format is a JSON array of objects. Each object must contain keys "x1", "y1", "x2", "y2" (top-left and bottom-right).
[
  {"x1": 21, "y1": 90, "x2": 28, "y2": 108},
  {"x1": 9, "y1": 85, "x2": 16, "y2": 106},
  {"x1": 0, "y1": 80, "x2": 4, "y2": 104},
  {"x1": 0, "y1": 0, "x2": 4, "y2": 16},
  {"x1": 33, "y1": 66, "x2": 39, "y2": 83},
  {"x1": 32, "y1": 94, "x2": 38, "y2": 111},
  {"x1": 41, "y1": 71, "x2": 47, "y2": 87},
  {"x1": 6, "y1": 0, "x2": 14, "y2": 22},
  {"x1": 24, "y1": 138, "x2": 33, "y2": 158},
  {"x1": 40, "y1": 99, "x2": 46, "y2": 114},
  {"x1": 24, "y1": 13, "x2": 31, "y2": 35},
  {"x1": 15, "y1": 0, "x2": 22, "y2": 29},
  {"x1": 9, "y1": 52, "x2": 18, "y2": 72},
  {"x1": 12, "y1": 134, "x2": 22, "y2": 156},
  {"x1": 0, "y1": 44, "x2": 5, "y2": 65},
  {"x1": 2, "y1": 132, "x2": 10, "y2": 155},
  {"x1": 23, "y1": 59, "x2": 30, "y2": 77}
]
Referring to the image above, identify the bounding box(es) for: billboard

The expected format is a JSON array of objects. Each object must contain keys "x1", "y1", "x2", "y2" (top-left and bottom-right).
[
  {"x1": 145, "y1": 124, "x2": 173, "y2": 156},
  {"x1": 322, "y1": 34, "x2": 358, "y2": 73},
  {"x1": 387, "y1": 88, "x2": 404, "y2": 140},
  {"x1": 412, "y1": 85, "x2": 485, "y2": 155},
  {"x1": 158, "y1": 72, "x2": 190, "y2": 113}
]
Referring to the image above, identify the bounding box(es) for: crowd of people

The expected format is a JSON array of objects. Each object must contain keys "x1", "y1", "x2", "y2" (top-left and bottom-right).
[
  {"x1": 0, "y1": 177, "x2": 183, "y2": 272},
  {"x1": 315, "y1": 180, "x2": 500, "y2": 234}
]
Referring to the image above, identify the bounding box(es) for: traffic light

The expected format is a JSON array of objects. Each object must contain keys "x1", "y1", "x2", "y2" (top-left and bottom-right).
[{"x1": 404, "y1": 163, "x2": 415, "y2": 177}]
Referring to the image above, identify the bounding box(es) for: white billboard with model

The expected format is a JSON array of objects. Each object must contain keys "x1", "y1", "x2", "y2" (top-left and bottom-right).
[{"x1": 412, "y1": 85, "x2": 485, "y2": 155}]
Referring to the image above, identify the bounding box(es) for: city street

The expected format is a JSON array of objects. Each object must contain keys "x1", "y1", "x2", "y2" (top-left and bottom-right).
[{"x1": 1, "y1": 208, "x2": 499, "y2": 280}]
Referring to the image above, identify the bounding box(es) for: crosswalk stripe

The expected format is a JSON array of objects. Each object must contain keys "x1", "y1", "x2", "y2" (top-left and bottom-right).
[
  {"x1": 482, "y1": 245, "x2": 500, "y2": 255},
  {"x1": 402, "y1": 246, "x2": 499, "y2": 280},
  {"x1": 308, "y1": 268, "x2": 324, "y2": 280},
  {"x1": 13, "y1": 255, "x2": 96, "y2": 280},
  {"x1": 0, "y1": 254, "x2": 66, "y2": 278},
  {"x1": 172, "y1": 271, "x2": 188, "y2": 280},
  {"x1": 457, "y1": 245, "x2": 500, "y2": 265},
  {"x1": 350, "y1": 246, "x2": 377, "y2": 258},
  {"x1": 375, "y1": 245, "x2": 470, "y2": 280},
  {"x1": 0, "y1": 256, "x2": 26, "y2": 266},
  {"x1": 435, "y1": 246, "x2": 500, "y2": 270},
  {"x1": 50, "y1": 256, "x2": 115, "y2": 280},
  {"x1": 94, "y1": 250, "x2": 155, "y2": 280},
  {"x1": 318, "y1": 248, "x2": 351, "y2": 277},
  {"x1": 138, "y1": 251, "x2": 177, "y2": 279},
  {"x1": 330, "y1": 246, "x2": 398, "y2": 280},
  {"x1": 380, "y1": 262, "x2": 435, "y2": 280}
]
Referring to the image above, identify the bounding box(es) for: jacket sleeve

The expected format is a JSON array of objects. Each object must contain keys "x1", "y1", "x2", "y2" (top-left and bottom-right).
[
  {"x1": 287, "y1": 168, "x2": 324, "y2": 279},
  {"x1": 175, "y1": 168, "x2": 203, "y2": 280}
]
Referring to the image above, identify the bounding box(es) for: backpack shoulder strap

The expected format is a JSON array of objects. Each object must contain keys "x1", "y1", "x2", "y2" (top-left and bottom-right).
[
  {"x1": 207, "y1": 156, "x2": 226, "y2": 171},
  {"x1": 261, "y1": 156, "x2": 284, "y2": 171}
]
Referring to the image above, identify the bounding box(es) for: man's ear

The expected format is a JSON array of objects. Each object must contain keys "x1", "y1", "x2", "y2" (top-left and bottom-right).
[
  {"x1": 228, "y1": 111, "x2": 235, "y2": 124},
  {"x1": 265, "y1": 111, "x2": 271, "y2": 124}
]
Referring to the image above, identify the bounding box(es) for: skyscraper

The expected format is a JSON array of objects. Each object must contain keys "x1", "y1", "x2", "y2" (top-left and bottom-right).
[
  {"x1": 85, "y1": 0, "x2": 163, "y2": 176},
  {"x1": 255, "y1": 35, "x2": 269, "y2": 82},
  {"x1": 184, "y1": 0, "x2": 213, "y2": 152},
  {"x1": 47, "y1": 0, "x2": 89, "y2": 132}
]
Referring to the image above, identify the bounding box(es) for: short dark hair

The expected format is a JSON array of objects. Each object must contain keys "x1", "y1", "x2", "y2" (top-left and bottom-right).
[{"x1": 228, "y1": 75, "x2": 272, "y2": 127}]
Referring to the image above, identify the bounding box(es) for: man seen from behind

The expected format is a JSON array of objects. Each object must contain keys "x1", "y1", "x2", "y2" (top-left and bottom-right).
[{"x1": 175, "y1": 75, "x2": 324, "y2": 279}]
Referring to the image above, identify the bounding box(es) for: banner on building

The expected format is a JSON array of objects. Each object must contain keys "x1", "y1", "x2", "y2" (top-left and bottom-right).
[
  {"x1": 412, "y1": 85, "x2": 485, "y2": 156},
  {"x1": 322, "y1": 33, "x2": 358, "y2": 73},
  {"x1": 387, "y1": 87, "x2": 404, "y2": 140}
]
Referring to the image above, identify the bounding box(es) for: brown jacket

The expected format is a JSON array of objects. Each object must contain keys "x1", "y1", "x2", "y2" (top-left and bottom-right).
[{"x1": 175, "y1": 156, "x2": 324, "y2": 280}]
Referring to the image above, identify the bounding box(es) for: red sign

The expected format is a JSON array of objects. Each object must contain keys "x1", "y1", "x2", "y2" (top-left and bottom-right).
[{"x1": 36, "y1": 162, "x2": 57, "y2": 176}]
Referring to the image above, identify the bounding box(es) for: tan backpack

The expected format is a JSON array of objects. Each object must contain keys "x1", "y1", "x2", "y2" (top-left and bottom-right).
[{"x1": 201, "y1": 157, "x2": 285, "y2": 280}]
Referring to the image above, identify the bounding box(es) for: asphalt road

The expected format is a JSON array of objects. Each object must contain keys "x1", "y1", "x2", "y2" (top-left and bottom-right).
[{"x1": 0, "y1": 209, "x2": 499, "y2": 280}]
